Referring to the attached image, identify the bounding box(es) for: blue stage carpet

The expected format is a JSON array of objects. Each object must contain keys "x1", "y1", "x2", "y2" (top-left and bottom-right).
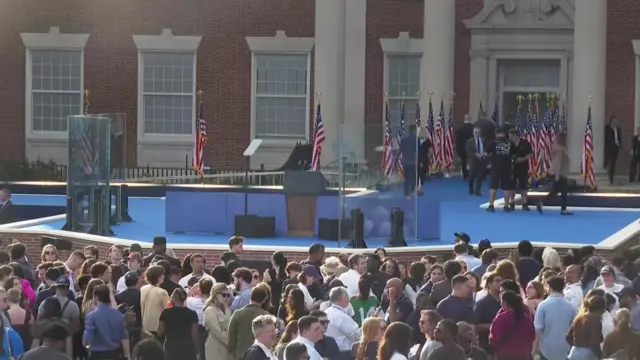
[{"x1": 15, "y1": 178, "x2": 640, "y2": 248}]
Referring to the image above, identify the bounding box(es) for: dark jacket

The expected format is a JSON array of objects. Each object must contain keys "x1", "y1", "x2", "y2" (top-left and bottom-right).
[
  {"x1": 142, "y1": 252, "x2": 181, "y2": 269},
  {"x1": 0, "y1": 200, "x2": 15, "y2": 225},
  {"x1": 242, "y1": 344, "x2": 269, "y2": 360},
  {"x1": 455, "y1": 122, "x2": 474, "y2": 154},
  {"x1": 228, "y1": 304, "x2": 270, "y2": 359}
]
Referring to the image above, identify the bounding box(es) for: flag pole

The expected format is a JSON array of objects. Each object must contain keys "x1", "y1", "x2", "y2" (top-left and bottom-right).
[
  {"x1": 197, "y1": 90, "x2": 205, "y2": 184},
  {"x1": 584, "y1": 95, "x2": 591, "y2": 191}
]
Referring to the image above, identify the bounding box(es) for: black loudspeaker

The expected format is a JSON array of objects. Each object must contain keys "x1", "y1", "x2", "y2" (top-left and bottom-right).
[
  {"x1": 61, "y1": 196, "x2": 73, "y2": 231},
  {"x1": 388, "y1": 207, "x2": 407, "y2": 247},
  {"x1": 40, "y1": 236, "x2": 73, "y2": 251},
  {"x1": 120, "y1": 184, "x2": 133, "y2": 222},
  {"x1": 234, "y1": 215, "x2": 276, "y2": 238},
  {"x1": 346, "y1": 209, "x2": 367, "y2": 248},
  {"x1": 317, "y1": 218, "x2": 350, "y2": 240}
]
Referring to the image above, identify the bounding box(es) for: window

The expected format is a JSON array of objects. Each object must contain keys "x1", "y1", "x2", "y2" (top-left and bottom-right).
[
  {"x1": 254, "y1": 54, "x2": 309, "y2": 138},
  {"x1": 500, "y1": 59, "x2": 561, "y2": 89},
  {"x1": 387, "y1": 55, "x2": 421, "y2": 134},
  {"x1": 30, "y1": 50, "x2": 83, "y2": 132},
  {"x1": 141, "y1": 53, "x2": 195, "y2": 135}
]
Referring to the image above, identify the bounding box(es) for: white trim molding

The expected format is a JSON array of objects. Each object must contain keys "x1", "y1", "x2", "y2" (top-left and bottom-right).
[
  {"x1": 379, "y1": 32, "x2": 422, "y2": 55},
  {"x1": 245, "y1": 30, "x2": 314, "y2": 169},
  {"x1": 20, "y1": 27, "x2": 90, "y2": 164},
  {"x1": 132, "y1": 29, "x2": 202, "y2": 167},
  {"x1": 246, "y1": 30, "x2": 314, "y2": 54},
  {"x1": 633, "y1": 39, "x2": 640, "y2": 131}
]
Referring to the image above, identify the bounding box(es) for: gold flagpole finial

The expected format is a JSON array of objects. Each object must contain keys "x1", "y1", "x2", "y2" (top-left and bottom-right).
[
  {"x1": 84, "y1": 89, "x2": 90, "y2": 106},
  {"x1": 428, "y1": 91, "x2": 433, "y2": 99},
  {"x1": 440, "y1": 91, "x2": 444, "y2": 99},
  {"x1": 416, "y1": 91, "x2": 420, "y2": 97},
  {"x1": 450, "y1": 91, "x2": 455, "y2": 103},
  {"x1": 588, "y1": 95, "x2": 592, "y2": 104},
  {"x1": 402, "y1": 92, "x2": 405, "y2": 99},
  {"x1": 384, "y1": 92, "x2": 388, "y2": 100}
]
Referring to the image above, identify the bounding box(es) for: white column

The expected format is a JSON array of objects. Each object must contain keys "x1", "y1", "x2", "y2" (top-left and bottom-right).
[
  {"x1": 343, "y1": 0, "x2": 367, "y2": 164},
  {"x1": 314, "y1": 0, "x2": 346, "y2": 166},
  {"x1": 469, "y1": 50, "x2": 489, "y2": 121},
  {"x1": 421, "y1": 0, "x2": 456, "y2": 111},
  {"x1": 570, "y1": 0, "x2": 607, "y2": 173}
]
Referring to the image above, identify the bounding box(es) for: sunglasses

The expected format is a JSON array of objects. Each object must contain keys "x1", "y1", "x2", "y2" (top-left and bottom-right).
[
  {"x1": 218, "y1": 293, "x2": 231, "y2": 298},
  {"x1": 45, "y1": 251, "x2": 55, "y2": 255}
]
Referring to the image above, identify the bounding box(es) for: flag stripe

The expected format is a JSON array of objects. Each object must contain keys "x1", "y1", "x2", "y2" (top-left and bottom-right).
[{"x1": 311, "y1": 104, "x2": 325, "y2": 172}]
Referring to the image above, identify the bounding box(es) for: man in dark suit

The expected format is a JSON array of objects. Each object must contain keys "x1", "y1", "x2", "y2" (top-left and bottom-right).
[
  {"x1": 466, "y1": 126, "x2": 486, "y2": 196},
  {"x1": 605, "y1": 116, "x2": 622, "y2": 184},
  {"x1": 0, "y1": 189, "x2": 15, "y2": 225},
  {"x1": 455, "y1": 114, "x2": 474, "y2": 180},
  {"x1": 242, "y1": 314, "x2": 279, "y2": 360}
]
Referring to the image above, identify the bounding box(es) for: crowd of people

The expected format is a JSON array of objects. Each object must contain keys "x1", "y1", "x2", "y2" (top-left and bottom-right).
[{"x1": 0, "y1": 234, "x2": 637, "y2": 360}]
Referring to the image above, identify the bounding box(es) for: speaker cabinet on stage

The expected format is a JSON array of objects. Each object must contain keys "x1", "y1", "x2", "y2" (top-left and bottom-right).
[
  {"x1": 317, "y1": 218, "x2": 350, "y2": 240},
  {"x1": 234, "y1": 215, "x2": 276, "y2": 238},
  {"x1": 284, "y1": 171, "x2": 327, "y2": 237}
]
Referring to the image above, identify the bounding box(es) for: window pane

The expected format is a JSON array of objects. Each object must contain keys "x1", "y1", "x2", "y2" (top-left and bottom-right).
[
  {"x1": 255, "y1": 54, "x2": 308, "y2": 96},
  {"x1": 31, "y1": 50, "x2": 82, "y2": 92},
  {"x1": 32, "y1": 92, "x2": 81, "y2": 132},
  {"x1": 143, "y1": 94, "x2": 193, "y2": 135},
  {"x1": 255, "y1": 97, "x2": 306, "y2": 138},
  {"x1": 387, "y1": 55, "x2": 421, "y2": 98},
  {"x1": 500, "y1": 59, "x2": 561, "y2": 88}
]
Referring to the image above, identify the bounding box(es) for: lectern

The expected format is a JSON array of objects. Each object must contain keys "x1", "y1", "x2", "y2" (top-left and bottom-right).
[{"x1": 283, "y1": 171, "x2": 326, "y2": 237}]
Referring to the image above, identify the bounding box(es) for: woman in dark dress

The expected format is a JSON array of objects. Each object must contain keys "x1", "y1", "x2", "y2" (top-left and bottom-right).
[{"x1": 158, "y1": 288, "x2": 199, "y2": 360}]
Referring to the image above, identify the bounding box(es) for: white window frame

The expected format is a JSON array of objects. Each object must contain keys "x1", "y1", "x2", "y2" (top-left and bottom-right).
[
  {"x1": 380, "y1": 32, "x2": 422, "y2": 142},
  {"x1": 246, "y1": 30, "x2": 314, "y2": 146},
  {"x1": 20, "y1": 27, "x2": 90, "y2": 140},
  {"x1": 632, "y1": 39, "x2": 640, "y2": 130},
  {"x1": 132, "y1": 29, "x2": 202, "y2": 145}
]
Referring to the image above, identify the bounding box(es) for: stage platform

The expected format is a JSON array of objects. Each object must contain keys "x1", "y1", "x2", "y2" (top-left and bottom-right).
[{"x1": 3, "y1": 178, "x2": 639, "y2": 249}]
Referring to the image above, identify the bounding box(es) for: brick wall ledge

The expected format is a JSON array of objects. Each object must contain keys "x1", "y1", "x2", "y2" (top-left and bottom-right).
[{"x1": 1, "y1": 220, "x2": 639, "y2": 265}]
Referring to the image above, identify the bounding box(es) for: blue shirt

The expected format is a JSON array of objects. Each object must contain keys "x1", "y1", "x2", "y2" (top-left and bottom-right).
[
  {"x1": 400, "y1": 134, "x2": 418, "y2": 166},
  {"x1": 83, "y1": 304, "x2": 128, "y2": 351},
  {"x1": 231, "y1": 286, "x2": 252, "y2": 312},
  {"x1": 0, "y1": 327, "x2": 24, "y2": 360},
  {"x1": 534, "y1": 293, "x2": 576, "y2": 360}
]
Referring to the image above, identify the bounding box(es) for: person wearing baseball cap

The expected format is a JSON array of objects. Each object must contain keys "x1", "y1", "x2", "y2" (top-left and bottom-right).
[
  {"x1": 43, "y1": 275, "x2": 81, "y2": 334},
  {"x1": 485, "y1": 126, "x2": 516, "y2": 212},
  {"x1": 599, "y1": 265, "x2": 625, "y2": 298}
]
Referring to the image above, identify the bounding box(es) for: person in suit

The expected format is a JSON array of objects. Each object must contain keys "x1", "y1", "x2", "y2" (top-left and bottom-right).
[
  {"x1": 242, "y1": 314, "x2": 279, "y2": 360},
  {"x1": 455, "y1": 114, "x2": 474, "y2": 180},
  {"x1": 399, "y1": 125, "x2": 419, "y2": 198},
  {"x1": 605, "y1": 116, "x2": 622, "y2": 184},
  {"x1": 417, "y1": 126, "x2": 432, "y2": 195},
  {"x1": 466, "y1": 126, "x2": 486, "y2": 196},
  {"x1": 629, "y1": 126, "x2": 640, "y2": 183},
  {"x1": 0, "y1": 189, "x2": 15, "y2": 225}
]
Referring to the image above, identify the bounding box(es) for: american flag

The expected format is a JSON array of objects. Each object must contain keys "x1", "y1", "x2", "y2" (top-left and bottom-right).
[
  {"x1": 519, "y1": 99, "x2": 536, "y2": 181},
  {"x1": 81, "y1": 94, "x2": 93, "y2": 175},
  {"x1": 540, "y1": 96, "x2": 556, "y2": 176},
  {"x1": 395, "y1": 99, "x2": 405, "y2": 177},
  {"x1": 443, "y1": 99, "x2": 455, "y2": 169},
  {"x1": 491, "y1": 97, "x2": 500, "y2": 127},
  {"x1": 427, "y1": 96, "x2": 438, "y2": 173},
  {"x1": 581, "y1": 102, "x2": 596, "y2": 189},
  {"x1": 559, "y1": 96, "x2": 568, "y2": 133},
  {"x1": 530, "y1": 96, "x2": 541, "y2": 180},
  {"x1": 382, "y1": 100, "x2": 394, "y2": 177},
  {"x1": 192, "y1": 101, "x2": 208, "y2": 176},
  {"x1": 310, "y1": 103, "x2": 325, "y2": 172},
  {"x1": 415, "y1": 99, "x2": 421, "y2": 128}
]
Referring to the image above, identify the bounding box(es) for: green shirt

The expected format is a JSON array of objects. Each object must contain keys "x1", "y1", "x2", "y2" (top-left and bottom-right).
[{"x1": 350, "y1": 295, "x2": 378, "y2": 327}]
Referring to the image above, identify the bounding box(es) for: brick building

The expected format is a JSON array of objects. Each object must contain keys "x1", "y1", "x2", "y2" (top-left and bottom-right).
[{"x1": 0, "y1": 0, "x2": 637, "y2": 174}]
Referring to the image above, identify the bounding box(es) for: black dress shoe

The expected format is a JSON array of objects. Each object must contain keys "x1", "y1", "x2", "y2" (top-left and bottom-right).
[
  {"x1": 522, "y1": 204, "x2": 530, "y2": 211},
  {"x1": 536, "y1": 201, "x2": 543, "y2": 214},
  {"x1": 560, "y1": 210, "x2": 573, "y2": 215},
  {"x1": 486, "y1": 206, "x2": 495, "y2": 212}
]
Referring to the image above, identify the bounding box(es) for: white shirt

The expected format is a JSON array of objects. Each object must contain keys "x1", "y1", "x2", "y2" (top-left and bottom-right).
[
  {"x1": 286, "y1": 336, "x2": 322, "y2": 360},
  {"x1": 602, "y1": 310, "x2": 615, "y2": 345},
  {"x1": 65, "y1": 265, "x2": 77, "y2": 296},
  {"x1": 599, "y1": 283, "x2": 624, "y2": 310},
  {"x1": 254, "y1": 340, "x2": 278, "y2": 360},
  {"x1": 563, "y1": 282, "x2": 584, "y2": 310},
  {"x1": 319, "y1": 300, "x2": 355, "y2": 317},
  {"x1": 186, "y1": 296, "x2": 206, "y2": 325},
  {"x1": 178, "y1": 272, "x2": 216, "y2": 288},
  {"x1": 338, "y1": 269, "x2": 362, "y2": 297},
  {"x1": 325, "y1": 304, "x2": 361, "y2": 351},
  {"x1": 390, "y1": 351, "x2": 408, "y2": 360},
  {"x1": 116, "y1": 275, "x2": 127, "y2": 293},
  {"x1": 298, "y1": 283, "x2": 314, "y2": 310},
  {"x1": 455, "y1": 255, "x2": 481, "y2": 271}
]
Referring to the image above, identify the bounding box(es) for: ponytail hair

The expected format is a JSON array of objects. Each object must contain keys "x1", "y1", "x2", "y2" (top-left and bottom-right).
[{"x1": 501, "y1": 290, "x2": 525, "y2": 323}]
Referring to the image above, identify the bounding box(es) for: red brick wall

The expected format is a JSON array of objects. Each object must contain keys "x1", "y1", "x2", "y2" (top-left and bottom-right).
[
  {"x1": 1, "y1": 230, "x2": 635, "y2": 270},
  {"x1": 364, "y1": 0, "x2": 424, "y2": 165},
  {"x1": 606, "y1": 0, "x2": 640, "y2": 174},
  {"x1": 0, "y1": 0, "x2": 315, "y2": 169}
]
